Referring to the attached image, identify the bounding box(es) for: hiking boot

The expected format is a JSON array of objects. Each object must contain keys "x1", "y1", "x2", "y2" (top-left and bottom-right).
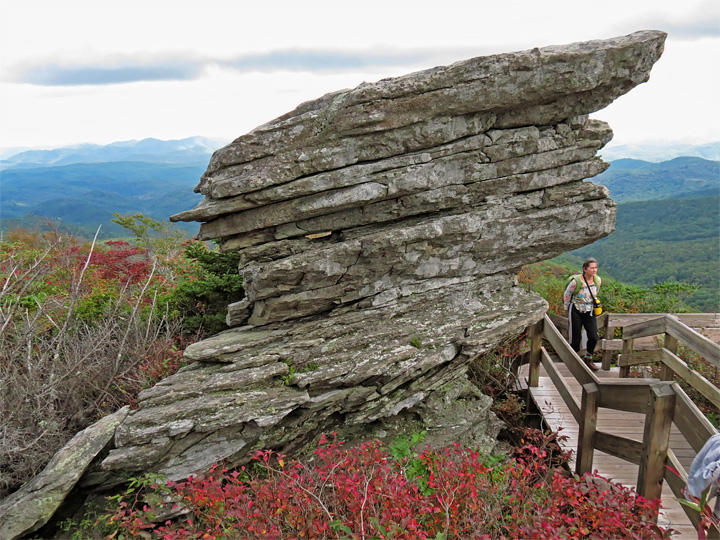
[{"x1": 583, "y1": 354, "x2": 599, "y2": 371}]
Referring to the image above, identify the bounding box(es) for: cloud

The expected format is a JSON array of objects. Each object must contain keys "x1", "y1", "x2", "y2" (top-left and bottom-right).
[
  {"x1": 8, "y1": 48, "x2": 466, "y2": 87},
  {"x1": 19, "y1": 61, "x2": 205, "y2": 86},
  {"x1": 219, "y1": 50, "x2": 428, "y2": 73},
  {"x1": 662, "y1": 19, "x2": 720, "y2": 39},
  {"x1": 622, "y1": 1, "x2": 720, "y2": 40}
]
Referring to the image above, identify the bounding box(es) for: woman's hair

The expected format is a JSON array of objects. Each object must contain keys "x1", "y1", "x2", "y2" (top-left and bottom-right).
[{"x1": 582, "y1": 258, "x2": 598, "y2": 270}]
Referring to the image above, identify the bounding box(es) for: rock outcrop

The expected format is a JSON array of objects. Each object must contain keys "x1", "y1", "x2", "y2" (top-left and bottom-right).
[
  {"x1": 0, "y1": 31, "x2": 666, "y2": 539},
  {"x1": 94, "y1": 30, "x2": 666, "y2": 484},
  {"x1": 102, "y1": 30, "x2": 665, "y2": 482}
]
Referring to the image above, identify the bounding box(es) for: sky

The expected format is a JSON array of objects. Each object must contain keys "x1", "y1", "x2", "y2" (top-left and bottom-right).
[{"x1": 1, "y1": 0, "x2": 719, "y2": 152}]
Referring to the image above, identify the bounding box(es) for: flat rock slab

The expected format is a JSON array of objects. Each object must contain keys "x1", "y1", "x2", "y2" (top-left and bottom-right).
[
  {"x1": 0, "y1": 407, "x2": 129, "y2": 540},
  {"x1": 99, "y1": 282, "x2": 547, "y2": 484},
  {"x1": 173, "y1": 30, "x2": 664, "y2": 208}
]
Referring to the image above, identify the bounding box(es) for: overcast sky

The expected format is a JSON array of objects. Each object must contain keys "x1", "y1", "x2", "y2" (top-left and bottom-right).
[{"x1": 1, "y1": 0, "x2": 718, "y2": 151}]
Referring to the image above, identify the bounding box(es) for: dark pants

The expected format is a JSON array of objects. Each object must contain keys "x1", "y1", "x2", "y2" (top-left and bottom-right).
[{"x1": 569, "y1": 305, "x2": 599, "y2": 355}]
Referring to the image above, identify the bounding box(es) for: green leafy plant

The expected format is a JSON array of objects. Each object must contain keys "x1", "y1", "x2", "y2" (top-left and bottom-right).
[
  {"x1": 111, "y1": 212, "x2": 188, "y2": 258},
  {"x1": 55, "y1": 501, "x2": 118, "y2": 540},
  {"x1": 282, "y1": 363, "x2": 297, "y2": 385},
  {"x1": 389, "y1": 432, "x2": 433, "y2": 496},
  {"x1": 163, "y1": 240, "x2": 244, "y2": 335}
]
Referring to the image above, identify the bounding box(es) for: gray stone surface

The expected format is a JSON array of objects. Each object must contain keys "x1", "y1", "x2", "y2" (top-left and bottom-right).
[
  {"x1": 0, "y1": 407, "x2": 129, "y2": 540},
  {"x1": 167, "y1": 31, "x2": 664, "y2": 332},
  {"x1": 100, "y1": 280, "x2": 547, "y2": 481},
  {"x1": 240, "y1": 182, "x2": 613, "y2": 326},
  {"x1": 172, "y1": 31, "x2": 663, "y2": 206}
]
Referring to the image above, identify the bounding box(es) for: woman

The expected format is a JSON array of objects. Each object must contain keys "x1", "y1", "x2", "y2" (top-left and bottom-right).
[{"x1": 563, "y1": 258, "x2": 601, "y2": 371}]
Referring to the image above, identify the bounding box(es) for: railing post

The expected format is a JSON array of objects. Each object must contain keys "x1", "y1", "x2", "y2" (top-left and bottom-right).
[
  {"x1": 660, "y1": 334, "x2": 678, "y2": 381},
  {"x1": 601, "y1": 314, "x2": 613, "y2": 371},
  {"x1": 619, "y1": 337, "x2": 634, "y2": 378},
  {"x1": 575, "y1": 382, "x2": 599, "y2": 476},
  {"x1": 637, "y1": 382, "x2": 676, "y2": 509},
  {"x1": 528, "y1": 319, "x2": 544, "y2": 388}
]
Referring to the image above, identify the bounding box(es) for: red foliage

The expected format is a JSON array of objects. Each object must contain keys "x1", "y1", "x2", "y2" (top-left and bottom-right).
[
  {"x1": 109, "y1": 433, "x2": 672, "y2": 540},
  {"x1": 90, "y1": 244, "x2": 153, "y2": 285}
]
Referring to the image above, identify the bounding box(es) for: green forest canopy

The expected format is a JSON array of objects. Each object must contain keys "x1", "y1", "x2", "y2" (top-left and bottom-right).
[{"x1": 572, "y1": 195, "x2": 719, "y2": 312}]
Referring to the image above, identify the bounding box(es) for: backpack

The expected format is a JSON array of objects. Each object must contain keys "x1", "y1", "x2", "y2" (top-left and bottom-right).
[{"x1": 568, "y1": 273, "x2": 601, "y2": 297}]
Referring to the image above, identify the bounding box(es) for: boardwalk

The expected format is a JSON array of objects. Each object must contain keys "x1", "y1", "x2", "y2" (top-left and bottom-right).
[{"x1": 526, "y1": 360, "x2": 698, "y2": 539}]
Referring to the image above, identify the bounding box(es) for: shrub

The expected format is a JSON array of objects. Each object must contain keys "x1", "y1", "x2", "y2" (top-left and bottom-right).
[
  {"x1": 163, "y1": 240, "x2": 244, "y2": 335},
  {"x1": 0, "y1": 224, "x2": 193, "y2": 497},
  {"x1": 105, "y1": 434, "x2": 671, "y2": 540},
  {"x1": 518, "y1": 259, "x2": 697, "y2": 316},
  {"x1": 468, "y1": 333, "x2": 530, "y2": 441}
]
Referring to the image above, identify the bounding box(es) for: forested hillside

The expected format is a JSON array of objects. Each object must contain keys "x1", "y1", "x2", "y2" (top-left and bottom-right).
[
  {"x1": 570, "y1": 156, "x2": 720, "y2": 312},
  {"x1": 0, "y1": 138, "x2": 224, "y2": 239},
  {"x1": 0, "y1": 161, "x2": 204, "y2": 237},
  {"x1": 572, "y1": 193, "x2": 719, "y2": 311},
  {"x1": 592, "y1": 156, "x2": 719, "y2": 202}
]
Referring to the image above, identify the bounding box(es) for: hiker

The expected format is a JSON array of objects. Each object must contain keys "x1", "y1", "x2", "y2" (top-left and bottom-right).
[{"x1": 563, "y1": 258, "x2": 602, "y2": 371}]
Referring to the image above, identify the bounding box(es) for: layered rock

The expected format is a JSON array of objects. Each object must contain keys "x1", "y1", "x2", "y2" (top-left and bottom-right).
[
  {"x1": 101, "y1": 280, "x2": 546, "y2": 481},
  {"x1": 0, "y1": 32, "x2": 666, "y2": 538},
  {"x1": 169, "y1": 31, "x2": 664, "y2": 330},
  {"x1": 96, "y1": 31, "x2": 665, "y2": 483}
]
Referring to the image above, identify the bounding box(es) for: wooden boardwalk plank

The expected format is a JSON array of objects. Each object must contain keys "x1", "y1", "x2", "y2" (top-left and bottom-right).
[{"x1": 526, "y1": 361, "x2": 698, "y2": 539}]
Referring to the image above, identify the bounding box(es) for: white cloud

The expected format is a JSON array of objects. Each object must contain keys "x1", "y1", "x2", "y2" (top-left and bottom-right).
[
  {"x1": 4, "y1": 48, "x2": 477, "y2": 86},
  {"x1": 0, "y1": 0, "x2": 718, "y2": 148},
  {"x1": 614, "y1": 0, "x2": 720, "y2": 40}
]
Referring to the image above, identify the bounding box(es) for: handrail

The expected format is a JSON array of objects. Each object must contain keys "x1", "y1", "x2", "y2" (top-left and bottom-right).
[
  {"x1": 525, "y1": 312, "x2": 720, "y2": 531},
  {"x1": 606, "y1": 313, "x2": 720, "y2": 327},
  {"x1": 540, "y1": 314, "x2": 597, "y2": 386},
  {"x1": 622, "y1": 315, "x2": 720, "y2": 368},
  {"x1": 617, "y1": 313, "x2": 720, "y2": 413},
  {"x1": 673, "y1": 385, "x2": 717, "y2": 453},
  {"x1": 539, "y1": 347, "x2": 580, "y2": 422},
  {"x1": 666, "y1": 315, "x2": 720, "y2": 368},
  {"x1": 621, "y1": 348, "x2": 720, "y2": 408},
  {"x1": 623, "y1": 315, "x2": 668, "y2": 340}
]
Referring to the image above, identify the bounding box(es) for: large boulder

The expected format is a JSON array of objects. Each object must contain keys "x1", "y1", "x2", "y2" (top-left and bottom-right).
[
  {"x1": 100, "y1": 279, "x2": 546, "y2": 480},
  {"x1": 96, "y1": 30, "x2": 665, "y2": 484}
]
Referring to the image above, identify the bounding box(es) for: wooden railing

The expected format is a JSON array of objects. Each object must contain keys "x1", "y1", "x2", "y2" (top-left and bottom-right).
[{"x1": 526, "y1": 313, "x2": 720, "y2": 529}]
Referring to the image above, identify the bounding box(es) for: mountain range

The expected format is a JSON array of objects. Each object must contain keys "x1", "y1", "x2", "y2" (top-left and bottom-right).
[
  {"x1": 0, "y1": 138, "x2": 718, "y2": 310},
  {"x1": 0, "y1": 136, "x2": 227, "y2": 170},
  {"x1": 591, "y1": 156, "x2": 720, "y2": 202},
  {"x1": 599, "y1": 141, "x2": 720, "y2": 162},
  {"x1": 0, "y1": 138, "x2": 226, "y2": 237},
  {"x1": 572, "y1": 155, "x2": 719, "y2": 311}
]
